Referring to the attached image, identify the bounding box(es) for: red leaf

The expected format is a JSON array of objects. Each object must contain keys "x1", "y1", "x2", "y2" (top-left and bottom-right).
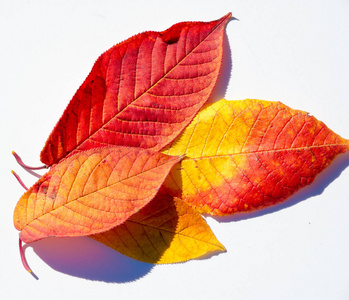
[{"x1": 40, "y1": 13, "x2": 231, "y2": 166}]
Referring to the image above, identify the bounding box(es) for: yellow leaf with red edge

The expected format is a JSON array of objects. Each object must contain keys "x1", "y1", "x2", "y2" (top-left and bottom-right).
[
  {"x1": 13, "y1": 146, "x2": 182, "y2": 243},
  {"x1": 162, "y1": 99, "x2": 349, "y2": 215},
  {"x1": 91, "y1": 189, "x2": 225, "y2": 264}
]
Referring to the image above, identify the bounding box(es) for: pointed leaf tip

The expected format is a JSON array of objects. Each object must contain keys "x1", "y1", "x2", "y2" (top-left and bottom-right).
[{"x1": 91, "y1": 192, "x2": 226, "y2": 264}]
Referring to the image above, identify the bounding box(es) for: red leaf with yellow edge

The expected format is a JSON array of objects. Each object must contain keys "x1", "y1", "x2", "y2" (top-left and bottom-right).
[
  {"x1": 162, "y1": 99, "x2": 349, "y2": 215},
  {"x1": 14, "y1": 147, "x2": 182, "y2": 243},
  {"x1": 40, "y1": 13, "x2": 231, "y2": 166},
  {"x1": 91, "y1": 189, "x2": 225, "y2": 264}
]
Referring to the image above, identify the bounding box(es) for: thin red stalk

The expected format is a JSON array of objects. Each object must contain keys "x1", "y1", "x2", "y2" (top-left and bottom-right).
[
  {"x1": 11, "y1": 170, "x2": 28, "y2": 190},
  {"x1": 19, "y1": 238, "x2": 32, "y2": 273},
  {"x1": 12, "y1": 151, "x2": 48, "y2": 171},
  {"x1": 13, "y1": 173, "x2": 32, "y2": 273}
]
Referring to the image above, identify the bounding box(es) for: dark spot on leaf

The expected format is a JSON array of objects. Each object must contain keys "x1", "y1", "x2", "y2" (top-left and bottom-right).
[
  {"x1": 40, "y1": 183, "x2": 49, "y2": 195},
  {"x1": 160, "y1": 28, "x2": 181, "y2": 44},
  {"x1": 48, "y1": 187, "x2": 58, "y2": 200}
]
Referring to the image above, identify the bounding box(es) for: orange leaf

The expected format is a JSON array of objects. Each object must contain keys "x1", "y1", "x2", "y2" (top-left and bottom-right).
[
  {"x1": 40, "y1": 13, "x2": 231, "y2": 166},
  {"x1": 162, "y1": 99, "x2": 349, "y2": 215},
  {"x1": 14, "y1": 147, "x2": 182, "y2": 243},
  {"x1": 91, "y1": 190, "x2": 225, "y2": 264}
]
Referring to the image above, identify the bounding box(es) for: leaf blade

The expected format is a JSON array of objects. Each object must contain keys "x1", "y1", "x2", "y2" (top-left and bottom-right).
[
  {"x1": 14, "y1": 147, "x2": 182, "y2": 243},
  {"x1": 40, "y1": 13, "x2": 232, "y2": 165},
  {"x1": 91, "y1": 190, "x2": 225, "y2": 264},
  {"x1": 162, "y1": 99, "x2": 349, "y2": 215}
]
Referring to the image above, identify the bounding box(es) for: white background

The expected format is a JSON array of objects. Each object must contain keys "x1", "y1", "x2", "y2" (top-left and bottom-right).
[{"x1": 1, "y1": 1, "x2": 349, "y2": 299}]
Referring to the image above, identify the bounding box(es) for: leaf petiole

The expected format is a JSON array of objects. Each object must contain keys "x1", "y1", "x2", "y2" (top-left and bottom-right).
[
  {"x1": 19, "y1": 237, "x2": 32, "y2": 274},
  {"x1": 11, "y1": 170, "x2": 28, "y2": 190},
  {"x1": 13, "y1": 176, "x2": 34, "y2": 274},
  {"x1": 12, "y1": 151, "x2": 48, "y2": 171}
]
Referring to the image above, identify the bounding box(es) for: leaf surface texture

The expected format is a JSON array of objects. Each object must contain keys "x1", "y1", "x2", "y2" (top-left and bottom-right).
[
  {"x1": 162, "y1": 99, "x2": 349, "y2": 215},
  {"x1": 40, "y1": 13, "x2": 231, "y2": 166},
  {"x1": 91, "y1": 190, "x2": 225, "y2": 263},
  {"x1": 14, "y1": 147, "x2": 181, "y2": 243}
]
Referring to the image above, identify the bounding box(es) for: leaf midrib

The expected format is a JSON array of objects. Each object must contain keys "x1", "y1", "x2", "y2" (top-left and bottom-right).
[
  {"x1": 74, "y1": 15, "x2": 229, "y2": 151},
  {"x1": 24, "y1": 155, "x2": 178, "y2": 227},
  {"x1": 126, "y1": 219, "x2": 225, "y2": 250},
  {"x1": 184, "y1": 143, "x2": 349, "y2": 161}
]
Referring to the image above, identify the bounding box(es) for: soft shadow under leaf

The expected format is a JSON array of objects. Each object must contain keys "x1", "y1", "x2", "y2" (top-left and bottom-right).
[{"x1": 31, "y1": 236, "x2": 153, "y2": 282}]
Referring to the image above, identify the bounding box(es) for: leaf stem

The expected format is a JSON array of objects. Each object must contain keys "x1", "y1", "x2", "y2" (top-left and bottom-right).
[
  {"x1": 12, "y1": 151, "x2": 48, "y2": 171},
  {"x1": 11, "y1": 170, "x2": 28, "y2": 190},
  {"x1": 19, "y1": 237, "x2": 32, "y2": 273}
]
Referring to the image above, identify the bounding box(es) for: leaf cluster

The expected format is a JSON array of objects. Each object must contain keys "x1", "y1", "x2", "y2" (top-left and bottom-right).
[{"x1": 12, "y1": 13, "x2": 349, "y2": 274}]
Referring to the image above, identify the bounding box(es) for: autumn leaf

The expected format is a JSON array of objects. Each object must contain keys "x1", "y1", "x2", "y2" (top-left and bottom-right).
[
  {"x1": 14, "y1": 147, "x2": 182, "y2": 243},
  {"x1": 40, "y1": 13, "x2": 232, "y2": 166},
  {"x1": 162, "y1": 99, "x2": 349, "y2": 215},
  {"x1": 12, "y1": 12, "x2": 349, "y2": 276},
  {"x1": 91, "y1": 189, "x2": 225, "y2": 264}
]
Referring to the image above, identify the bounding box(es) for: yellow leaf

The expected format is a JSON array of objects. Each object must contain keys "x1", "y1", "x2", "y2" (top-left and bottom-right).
[
  {"x1": 162, "y1": 99, "x2": 349, "y2": 215},
  {"x1": 91, "y1": 190, "x2": 225, "y2": 264}
]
